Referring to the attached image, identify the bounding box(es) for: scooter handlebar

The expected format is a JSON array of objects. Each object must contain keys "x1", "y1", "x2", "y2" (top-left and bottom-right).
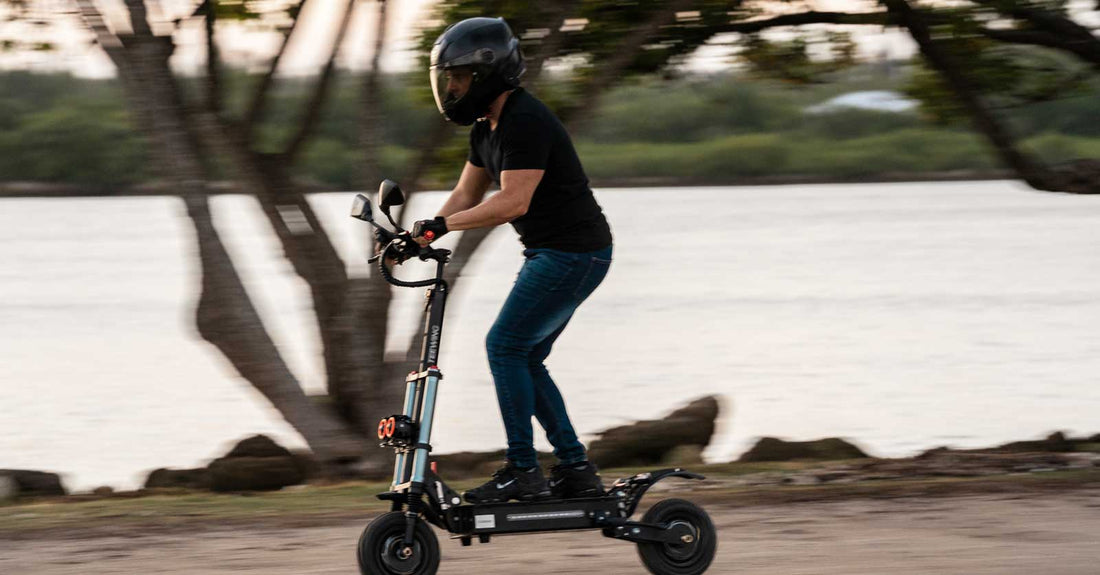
[{"x1": 373, "y1": 234, "x2": 449, "y2": 288}]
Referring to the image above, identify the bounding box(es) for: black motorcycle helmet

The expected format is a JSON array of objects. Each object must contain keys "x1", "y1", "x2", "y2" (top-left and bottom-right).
[{"x1": 430, "y1": 17, "x2": 526, "y2": 126}]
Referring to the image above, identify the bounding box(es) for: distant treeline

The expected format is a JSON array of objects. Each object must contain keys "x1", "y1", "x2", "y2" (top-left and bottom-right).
[{"x1": 2, "y1": 68, "x2": 1098, "y2": 189}]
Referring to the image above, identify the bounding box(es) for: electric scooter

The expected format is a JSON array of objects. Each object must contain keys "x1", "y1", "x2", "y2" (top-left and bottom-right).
[{"x1": 350, "y1": 180, "x2": 717, "y2": 575}]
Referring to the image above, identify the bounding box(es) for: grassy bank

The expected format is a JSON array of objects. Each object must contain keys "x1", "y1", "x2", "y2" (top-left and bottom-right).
[{"x1": 578, "y1": 131, "x2": 1100, "y2": 183}]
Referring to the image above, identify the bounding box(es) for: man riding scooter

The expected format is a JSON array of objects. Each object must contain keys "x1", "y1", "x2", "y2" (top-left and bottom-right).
[{"x1": 407, "y1": 17, "x2": 613, "y2": 504}]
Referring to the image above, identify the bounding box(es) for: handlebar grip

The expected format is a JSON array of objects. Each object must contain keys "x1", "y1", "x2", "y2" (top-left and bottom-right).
[{"x1": 377, "y1": 252, "x2": 437, "y2": 288}]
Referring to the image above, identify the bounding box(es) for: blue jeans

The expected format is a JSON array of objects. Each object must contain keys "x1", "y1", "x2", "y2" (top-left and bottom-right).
[{"x1": 485, "y1": 245, "x2": 613, "y2": 469}]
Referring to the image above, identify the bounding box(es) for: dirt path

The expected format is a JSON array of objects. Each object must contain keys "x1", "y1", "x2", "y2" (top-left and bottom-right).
[{"x1": 4, "y1": 492, "x2": 1099, "y2": 574}]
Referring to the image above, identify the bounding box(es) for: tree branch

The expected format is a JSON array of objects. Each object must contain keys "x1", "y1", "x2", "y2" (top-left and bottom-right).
[
  {"x1": 122, "y1": 0, "x2": 153, "y2": 38},
  {"x1": 244, "y1": 0, "x2": 309, "y2": 142},
  {"x1": 202, "y1": 0, "x2": 222, "y2": 114},
  {"x1": 284, "y1": 0, "x2": 357, "y2": 163},
  {"x1": 563, "y1": 0, "x2": 696, "y2": 129},
  {"x1": 359, "y1": 0, "x2": 389, "y2": 189},
  {"x1": 883, "y1": 0, "x2": 1063, "y2": 192},
  {"x1": 717, "y1": 11, "x2": 889, "y2": 35},
  {"x1": 73, "y1": 0, "x2": 127, "y2": 67},
  {"x1": 971, "y1": 0, "x2": 1100, "y2": 66},
  {"x1": 978, "y1": 25, "x2": 1100, "y2": 69},
  {"x1": 523, "y1": 0, "x2": 584, "y2": 83}
]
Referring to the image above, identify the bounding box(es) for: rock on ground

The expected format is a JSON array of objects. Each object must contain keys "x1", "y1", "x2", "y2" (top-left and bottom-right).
[
  {"x1": 143, "y1": 435, "x2": 306, "y2": 492},
  {"x1": 738, "y1": 437, "x2": 869, "y2": 462},
  {"x1": 0, "y1": 469, "x2": 66, "y2": 497},
  {"x1": 587, "y1": 395, "x2": 721, "y2": 468}
]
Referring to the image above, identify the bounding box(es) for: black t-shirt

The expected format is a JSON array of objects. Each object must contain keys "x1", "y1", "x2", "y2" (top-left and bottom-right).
[{"x1": 468, "y1": 88, "x2": 612, "y2": 253}]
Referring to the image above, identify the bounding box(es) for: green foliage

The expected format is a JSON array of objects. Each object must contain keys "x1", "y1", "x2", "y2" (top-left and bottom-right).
[
  {"x1": 1012, "y1": 84, "x2": 1100, "y2": 137},
  {"x1": 212, "y1": 0, "x2": 263, "y2": 21},
  {"x1": 2, "y1": 66, "x2": 1097, "y2": 188},
  {"x1": 299, "y1": 139, "x2": 414, "y2": 189},
  {"x1": 579, "y1": 133, "x2": 791, "y2": 179},
  {"x1": 582, "y1": 77, "x2": 801, "y2": 143},
  {"x1": 900, "y1": 0, "x2": 1097, "y2": 127},
  {"x1": 798, "y1": 108, "x2": 923, "y2": 140},
  {"x1": 740, "y1": 35, "x2": 816, "y2": 84},
  {"x1": 0, "y1": 104, "x2": 149, "y2": 185},
  {"x1": 579, "y1": 128, "x2": 1000, "y2": 181},
  {"x1": 1024, "y1": 132, "x2": 1100, "y2": 163},
  {"x1": 0, "y1": 73, "x2": 148, "y2": 185}
]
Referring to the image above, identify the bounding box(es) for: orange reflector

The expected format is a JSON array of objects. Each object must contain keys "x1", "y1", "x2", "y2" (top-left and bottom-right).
[
  {"x1": 377, "y1": 419, "x2": 386, "y2": 440},
  {"x1": 385, "y1": 417, "x2": 396, "y2": 438}
]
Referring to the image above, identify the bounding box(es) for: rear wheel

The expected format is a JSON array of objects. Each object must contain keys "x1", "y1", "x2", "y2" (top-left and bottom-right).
[
  {"x1": 357, "y1": 511, "x2": 440, "y2": 575},
  {"x1": 636, "y1": 499, "x2": 717, "y2": 575}
]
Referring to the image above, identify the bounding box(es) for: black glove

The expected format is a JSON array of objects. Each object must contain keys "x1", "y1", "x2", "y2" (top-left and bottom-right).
[{"x1": 412, "y1": 216, "x2": 448, "y2": 242}]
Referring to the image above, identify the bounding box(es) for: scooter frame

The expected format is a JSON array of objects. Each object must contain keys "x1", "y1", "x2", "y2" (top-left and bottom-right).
[{"x1": 352, "y1": 186, "x2": 716, "y2": 575}]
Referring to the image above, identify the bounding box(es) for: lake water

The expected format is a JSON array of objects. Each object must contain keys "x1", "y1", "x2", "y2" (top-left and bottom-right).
[{"x1": 2, "y1": 181, "x2": 1098, "y2": 491}]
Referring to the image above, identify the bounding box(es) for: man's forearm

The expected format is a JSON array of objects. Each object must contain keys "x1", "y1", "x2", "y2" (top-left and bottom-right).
[
  {"x1": 436, "y1": 189, "x2": 480, "y2": 219},
  {"x1": 444, "y1": 192, "x2": 524, "y2": 232}
]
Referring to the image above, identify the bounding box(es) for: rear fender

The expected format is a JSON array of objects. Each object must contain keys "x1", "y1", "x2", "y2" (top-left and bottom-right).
[{"x1": 608, "y1": 468, "x2": 705, "y2": 518}]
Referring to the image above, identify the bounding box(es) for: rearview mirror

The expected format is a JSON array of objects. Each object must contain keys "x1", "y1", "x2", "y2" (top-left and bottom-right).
[
  {"x1": 378, "y1": 179, "x2": 405, "y2": 215},
  {"x1": 350, "y1": 193, "x2": 373, "y2": 221}
]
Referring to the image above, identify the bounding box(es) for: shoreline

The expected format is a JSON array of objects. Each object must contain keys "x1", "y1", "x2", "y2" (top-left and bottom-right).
[{"x1": 0, "y1": 172, "x2": 1017, "y2": 198}]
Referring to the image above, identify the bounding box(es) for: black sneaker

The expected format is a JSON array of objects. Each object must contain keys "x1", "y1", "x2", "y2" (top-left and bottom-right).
[
  {"x1": 463, "y1": 462, "x2": 552, "y2": 504},
  {"x1": 549, "y1": 461, "x2": 606, "y2": 499}
]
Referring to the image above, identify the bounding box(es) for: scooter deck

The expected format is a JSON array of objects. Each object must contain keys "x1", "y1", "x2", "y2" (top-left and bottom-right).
[{"x1": 447, "y1": 495, "x2": 621, "y2": 536}]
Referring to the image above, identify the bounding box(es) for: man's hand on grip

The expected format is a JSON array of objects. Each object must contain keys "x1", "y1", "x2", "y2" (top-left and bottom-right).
[{"x1": 412, "y1": 216, "x2": 448, "y2": 247}]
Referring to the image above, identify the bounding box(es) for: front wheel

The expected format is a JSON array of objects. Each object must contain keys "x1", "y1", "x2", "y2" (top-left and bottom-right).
[
  {"x1": 357, "y1": 511, "x2": 440, "y2": 575},
  {"x1": 636, "y1": 499, "x2": 717, "y2": 575}
]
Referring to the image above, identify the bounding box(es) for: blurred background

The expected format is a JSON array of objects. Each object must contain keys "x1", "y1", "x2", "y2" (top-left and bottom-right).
[{"x1": 1, "y1": 0, "x2": 1098, "y2": 493}]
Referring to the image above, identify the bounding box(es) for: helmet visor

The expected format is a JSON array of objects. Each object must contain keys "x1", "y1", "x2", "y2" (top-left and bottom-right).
[{"x1": 430, "y1": 65, "x2": 475, "y2": 117}]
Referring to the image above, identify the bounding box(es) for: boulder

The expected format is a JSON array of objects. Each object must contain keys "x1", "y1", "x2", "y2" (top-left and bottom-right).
[
  {"x1": 587, "y1": 396, "x2": 721, "y2": 469},
  {"x1": 207, "y1": 456, "x2": 305, "y2": 492},
  {"x1": 144, "y1": 467, "x2": 212, "y2": 490},
  {"x1": 225, "y1": 435, "x2": 294, "y2": 459},
  {"x1": 92, "y1": 486, "x2": 115, "y2": 497},
  {"x1": 0, "y1": 475, "x2": 17, "y2": 501},
  {"x1": 0, "y1": 469, "x2": 67, "y2": 497},
  {"x1": 289, "y1": 450, "x2": 322, "y2": 481},
  {"x1": 144, "y1": 436, "x2": 312, "y2": 492},
  {"x1": 738, "y1": 437, "x2": 869, "y2": 462},
  {"x1": 991, "y1": 431, "x2": 1074, "y2": 453}
]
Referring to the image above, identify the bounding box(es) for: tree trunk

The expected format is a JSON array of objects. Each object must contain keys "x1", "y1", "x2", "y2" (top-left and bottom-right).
[
  {"x1": 184, "y1": 193, "x2": 369, "y2": 464},
  {"x1": 105, "y1": 0, "x2": 373, "y2": 466}
]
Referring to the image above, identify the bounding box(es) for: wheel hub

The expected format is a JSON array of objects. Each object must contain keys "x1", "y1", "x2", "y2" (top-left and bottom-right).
[
  {"x1": 663, "y1": 520, "x2": 700, "y2": 561},
  {"x1": 380, "y1": 535, "x2": 422, "y2": 574}
]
